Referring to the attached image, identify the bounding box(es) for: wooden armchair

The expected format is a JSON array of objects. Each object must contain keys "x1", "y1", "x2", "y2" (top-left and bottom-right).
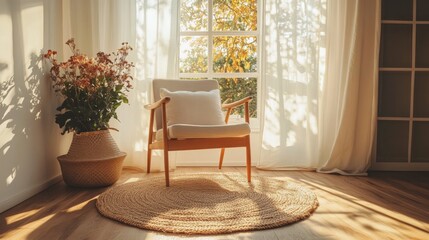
[{"x1": 145, "y1": 79, "x2": 252, "y2": 186}]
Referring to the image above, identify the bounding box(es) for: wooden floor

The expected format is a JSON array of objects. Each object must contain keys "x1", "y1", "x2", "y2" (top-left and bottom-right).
[{"x1": 0, "y1": 167, "x2": 428, "y2": 240}]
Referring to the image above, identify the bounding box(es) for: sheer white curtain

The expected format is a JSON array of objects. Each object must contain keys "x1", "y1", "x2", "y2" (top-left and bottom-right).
[
  {"x1": 60, "y1": 0, "x2": 136, "y2": 57},
  {"x1": 115, "y1": 0, "x2": 179, "y2": 170},
  {"x1": 260, "y1": 0, "x2": 327, "y2": 169},
  {"x1": 259, "y1": 0, "x2": 380, "y2": 175},
  {"x1": 58, "y1": 0, "x2": 179, "y2": 170},
  {"x1": 317, "y1": 0, "x2": 380, "y2": 174}
]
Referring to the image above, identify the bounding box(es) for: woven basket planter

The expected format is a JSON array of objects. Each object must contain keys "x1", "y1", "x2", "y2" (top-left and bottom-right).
[{"x1": 58, "y1": 130, "x2": 126, "y2": 187}]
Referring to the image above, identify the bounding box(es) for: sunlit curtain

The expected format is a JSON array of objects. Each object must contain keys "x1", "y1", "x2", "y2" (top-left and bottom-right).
[
  {"x1": 115, "y1": 0, "x2": 179, "y2": 170},
  {"x1": 317, "y1": 0, "x2": 379, "y2": 174},
  {"x1": 259, "y1": 0, "x2": 380, "y2": 175},
  {"x1": 59, "y1": 0, "x2": 179, "y2": 170}
]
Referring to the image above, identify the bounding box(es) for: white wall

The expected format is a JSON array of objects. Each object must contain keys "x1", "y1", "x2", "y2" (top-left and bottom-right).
[
  {"x1": 0, "y1": 0, "x2": 69, "y2": 213},
  {"x1": 0, "y1": 0, "x2": 260, "y2": 213}
]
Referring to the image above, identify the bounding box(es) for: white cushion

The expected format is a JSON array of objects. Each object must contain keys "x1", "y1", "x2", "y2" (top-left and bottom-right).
[
  {"x1": 155, "y1": 123, "x2": 251, "y2": 141},
  {"x1": 160, "y1": 88, "x2": 225, "y2": 126}
]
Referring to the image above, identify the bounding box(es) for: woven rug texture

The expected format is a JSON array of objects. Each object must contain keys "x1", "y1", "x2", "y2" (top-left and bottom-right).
[{"x1": 96, "y1": 173, "x2": 318, "y2": 235}]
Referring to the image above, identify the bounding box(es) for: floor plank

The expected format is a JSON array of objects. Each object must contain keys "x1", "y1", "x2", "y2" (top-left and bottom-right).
[{"x1": 1, "y1": 167, "x2": 428, "y2": 240}]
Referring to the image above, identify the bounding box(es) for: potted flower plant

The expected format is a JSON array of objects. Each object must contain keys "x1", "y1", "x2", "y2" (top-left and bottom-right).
[{"x1": 44, "y1": 39, "x2": 134, "y2": 187}]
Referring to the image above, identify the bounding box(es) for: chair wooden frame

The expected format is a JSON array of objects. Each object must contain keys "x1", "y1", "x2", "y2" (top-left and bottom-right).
[{"x1": 145, "y1": 93, "x2": 252, "y2": 187}]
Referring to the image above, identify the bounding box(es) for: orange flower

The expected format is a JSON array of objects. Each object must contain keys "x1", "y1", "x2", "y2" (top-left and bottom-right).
[{"x1": 43, "y1": 38, "x2": 133, "y2": 133}]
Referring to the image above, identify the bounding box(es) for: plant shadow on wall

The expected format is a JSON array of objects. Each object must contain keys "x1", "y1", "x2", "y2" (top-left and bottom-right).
[
  {"x1": 261, "y1": 0, "x2": 325, "y2": 161},
  {"x1": 0, "y1": 53, "x2": 44, "y2": 193}
]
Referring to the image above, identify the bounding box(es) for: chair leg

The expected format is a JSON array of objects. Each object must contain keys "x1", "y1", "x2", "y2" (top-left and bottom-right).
[
  {"x1": 245, "y1": 136, "x2": 251, "y2": 182},
  {"x1": 146, "y1": 148, "x2": 152, "y2": 173},
  {"x1": 163, "y1": 149, "x2": 170, "y2": 187},
  {"x1": 147, "y1": 110, "x2": 155, "y2": 174},
  {"x1": 218, "y1": 148, "x2": 225, "y2": 169}
]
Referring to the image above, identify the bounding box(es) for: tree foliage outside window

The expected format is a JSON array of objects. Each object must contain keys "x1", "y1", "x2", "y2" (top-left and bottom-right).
[{"x1": 179, "y1": 0, "x2": 258, "y2": 118}]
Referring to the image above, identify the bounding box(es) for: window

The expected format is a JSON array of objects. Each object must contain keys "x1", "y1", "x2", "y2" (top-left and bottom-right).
[{"x1": 179, "y1": 0, "x2": 259, "y2": 119}]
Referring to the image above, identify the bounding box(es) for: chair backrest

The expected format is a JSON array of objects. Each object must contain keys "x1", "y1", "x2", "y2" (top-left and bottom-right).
[{"x1": 152, "y1": 79, "x2": 220, "y2": 130}]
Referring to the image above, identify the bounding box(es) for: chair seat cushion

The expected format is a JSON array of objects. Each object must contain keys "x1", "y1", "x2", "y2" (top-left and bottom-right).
[{"x1": 155, "y1": 123, "x2": 251, "y2": 141}]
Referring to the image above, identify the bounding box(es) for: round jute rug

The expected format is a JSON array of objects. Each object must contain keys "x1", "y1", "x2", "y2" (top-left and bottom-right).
[{"x1": 96, "y1": 173, "x2": 318, "y2": 235}]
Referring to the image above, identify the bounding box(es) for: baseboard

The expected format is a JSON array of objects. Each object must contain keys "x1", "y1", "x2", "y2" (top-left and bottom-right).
[{"x1": 0, "y1": 175, "x2": 62, "y2": 213}]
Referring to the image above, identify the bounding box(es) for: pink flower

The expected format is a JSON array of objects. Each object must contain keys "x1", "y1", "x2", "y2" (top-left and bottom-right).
[{"x1": 43, "y1": 38, "x2": 134, "y2": 100}]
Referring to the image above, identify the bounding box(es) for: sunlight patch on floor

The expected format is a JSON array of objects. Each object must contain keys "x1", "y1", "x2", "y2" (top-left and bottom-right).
[
  {"x1": 17, "y1": 213, "x2": 55, "y2": 229},
  {"x1": 6, "y1": 209, "x2": 39, "y2": 225},
  {"x1": 64, "y1": 199, "x2": 96, "y2": 213},
  {"x1": 300, "y1": 179, "x2": 429, "y2": 237},
  {"x1": 124, "y1": 177, "x2": 142, "y2": 184}
]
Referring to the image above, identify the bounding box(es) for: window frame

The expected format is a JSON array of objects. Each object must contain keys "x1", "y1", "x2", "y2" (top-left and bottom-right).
[{"x1": 178, "y1": 0, "x2": 262, "y2": 128}]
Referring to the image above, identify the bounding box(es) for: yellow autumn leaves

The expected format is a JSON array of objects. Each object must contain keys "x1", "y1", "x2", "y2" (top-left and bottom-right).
[{"x1": 213, "y1": 36, "x2": 257, "y2": 73}]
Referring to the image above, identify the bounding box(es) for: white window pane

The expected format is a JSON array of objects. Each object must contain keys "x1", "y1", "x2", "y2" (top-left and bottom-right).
[
  {"x1": 213, "y1": 0, "x2": 257, "y2": 31},
  {"x1": 180, "y1": 0, "x2": 208, "y2": 31},
  {"x1": 213, "y1": 36, "x2": 257, "y2": 73},
  {"x1": 180, "y1": 36, "x2": 208, "y2": 73}
]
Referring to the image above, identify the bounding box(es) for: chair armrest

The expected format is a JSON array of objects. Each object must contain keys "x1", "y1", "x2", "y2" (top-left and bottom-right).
[
  {"x1": 144, "y1": 97, "x2": 171, "y2": 110},
  {"x1": 222, "y1": 97, "x2": 252, "y2": 124},
  {"x1": 222, "y1": 97, "x2": 252, "y2": 110}
]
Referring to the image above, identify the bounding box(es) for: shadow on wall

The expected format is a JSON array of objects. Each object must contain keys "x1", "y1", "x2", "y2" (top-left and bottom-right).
[
  {"x1": 0, "y1": 53, "x2": 44, "y2": 192},
  {"x1": 260, "y1": 0, "x2": 326, "y2": 167},
  {"x1": 0, "y1": 0, "x2": 65, "y2": 211}
]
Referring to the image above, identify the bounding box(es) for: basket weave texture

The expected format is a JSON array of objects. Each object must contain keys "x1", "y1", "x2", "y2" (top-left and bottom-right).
[
  {"x1": 62, "y1": 130, "x2": 124, "y2": 161},
  {"x1": 58, "y1": 130, "x2": 126, "y2": 187},
  {"x1": 96, "y1": 173, "x2": 319, "y2": 234}
]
